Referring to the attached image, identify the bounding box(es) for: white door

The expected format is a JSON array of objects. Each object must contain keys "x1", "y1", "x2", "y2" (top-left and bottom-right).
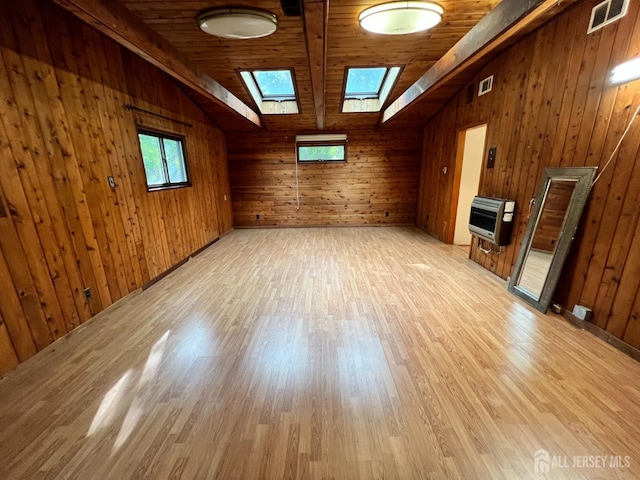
[{"x1": 454, "y1": 124, "x2": 487, "y2": 246}]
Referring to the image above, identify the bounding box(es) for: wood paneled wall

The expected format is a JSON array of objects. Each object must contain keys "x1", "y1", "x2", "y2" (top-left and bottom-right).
[
  {"x1": 416, "y1": 0, "x2": 640, "y2": 348},
  {"x1": 531, "y1": 181, "x2": 576, "y2": 253},
  {"x1": 227, "y1": 130, "x2": 423, "y2": 226},
  {"x1": 0, "y1": 0, "x2": 232, "y2": 375}
]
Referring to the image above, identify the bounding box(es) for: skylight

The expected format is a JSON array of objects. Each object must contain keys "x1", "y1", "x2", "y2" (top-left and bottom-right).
[
  {"x1": 253, "y1": 70, "x2": 296, "y2": 100},
  {"x1": 240, "y1": 69, "x2": 299, "y2": 114},
  {"x1": 345, "y1": 67, "x2": 388, "y2": 99},
  {"x1": 342, "y1": 66, "x2": 402, "y2": 112}
]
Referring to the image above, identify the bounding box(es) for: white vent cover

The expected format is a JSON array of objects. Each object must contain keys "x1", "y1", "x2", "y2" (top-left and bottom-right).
[
  {"x1": 588, "y1": 0, "x2": 629, "y2": 34},
  {"x1": 478, "y1": 75, "x2": 494, "y2": 96},
  {"x1": 296, "y1": 134, "x2": 347, "y2": 143}
]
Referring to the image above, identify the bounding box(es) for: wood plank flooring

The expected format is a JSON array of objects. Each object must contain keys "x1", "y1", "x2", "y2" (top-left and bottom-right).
[{"x1": 0, "y1": 227, "x2": 639, "y2": 479}]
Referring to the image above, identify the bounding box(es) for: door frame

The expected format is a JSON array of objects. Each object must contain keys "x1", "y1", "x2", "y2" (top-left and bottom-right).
[{"x1": 447, "y1": 122, "x2": 488, "y2": 244}]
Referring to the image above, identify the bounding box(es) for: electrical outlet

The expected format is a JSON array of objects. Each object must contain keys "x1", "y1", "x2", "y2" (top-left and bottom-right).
[
  {"x1": 386, "y1": 211, "x2": 389, "y2": 217},
  {"x1": 83, "y1": 288, "x2": 92, "y2": 300},
  {"x1": 256, "y1": 214, "x2": 260, "y2": 220}
]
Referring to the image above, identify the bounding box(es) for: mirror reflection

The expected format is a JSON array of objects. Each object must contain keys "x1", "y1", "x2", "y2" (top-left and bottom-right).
[
  {"x1": 508, "y1": 167, "x2": 597, "y2": 312},
  {"x1": 517, "y1": 179, "x2": 577, "y2": 299}
]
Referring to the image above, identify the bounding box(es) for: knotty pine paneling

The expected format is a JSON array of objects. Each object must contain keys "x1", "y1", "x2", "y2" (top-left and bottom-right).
[
  {"x1": 531, "y1": 181, "x2": 575, "y2": 253},
  {"x1": 227, "y1": 130, "x2": 422, "y2": 226},
  {"x1": 0, "y1": 0, "x2": 232, "y2": 375},
  {"x1": 119, "y1": 0, "x2": 500, "y2": 131},
  {"x1": 416, "y1": 0, "x2": 640, "y2": 348}
]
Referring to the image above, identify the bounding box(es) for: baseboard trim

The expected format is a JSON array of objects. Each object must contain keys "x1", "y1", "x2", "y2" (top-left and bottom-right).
[
  {"x1": 219, "y1": 227, "x2": 235, "y2": 238},
  {"x1": 142, "y1": 236, "x2": 220, "y2": 290},
  {"x1": 190, "y1": 236, "x2": 221, "y2": 258},
  {"x1": 234, "y1": 223, "x2": 415, "y2": 229},
  {"x1": 561, "y1": 308, "x2": 640, "y2": 362}
]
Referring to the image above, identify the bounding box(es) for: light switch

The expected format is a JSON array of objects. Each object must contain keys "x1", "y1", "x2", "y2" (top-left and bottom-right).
[{"x1": 487, "y1": 148, "x2": 497, "y2": 169}]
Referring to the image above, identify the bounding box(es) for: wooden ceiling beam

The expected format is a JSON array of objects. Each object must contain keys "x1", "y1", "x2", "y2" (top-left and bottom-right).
[
  {"x1": 303, "y1": 0, "x2": 329, "y2": 130},
  {"x1": 381, "y1": 0, "x2": 582, "y2": 124},
  {"x1": 50, "y1": 0, "x2": 262, "y2": 128}
]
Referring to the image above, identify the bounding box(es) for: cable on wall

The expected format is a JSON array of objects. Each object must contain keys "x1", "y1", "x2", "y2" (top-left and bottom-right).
[
  {"x1": 124, "y1": 104, "x2": 193, "y2": 128},
  {"x1": 477, "y1": 238, "x2": 503, "y2": 255},
  {"x1": 593, "y1": 102, "x2": 640, "y2": 185},
  {"x1": 295, "y1": 146, "x2": 300, "y2": 210},
  {"x1": 292, "y1": 134, "x2": 347, "y2": 212}
]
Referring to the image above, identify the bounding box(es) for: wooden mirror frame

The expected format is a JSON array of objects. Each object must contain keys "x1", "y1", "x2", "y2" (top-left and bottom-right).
[{"x1": 508, "y1": 166, "x2": 597, "y2": 313}]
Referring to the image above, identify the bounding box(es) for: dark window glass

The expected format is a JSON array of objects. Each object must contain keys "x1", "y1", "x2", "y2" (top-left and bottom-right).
[
  {"x1": 592, "y1": 4, "x2": 608, "y2": 26},
  {"x1": 608, "y1": 0, "x2": 625, "y2": 19}
]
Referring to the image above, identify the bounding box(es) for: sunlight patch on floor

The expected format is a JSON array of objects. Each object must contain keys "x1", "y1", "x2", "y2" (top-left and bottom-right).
[{"x1": 87, "y1": 370, "x2": 133, "y2": 437}]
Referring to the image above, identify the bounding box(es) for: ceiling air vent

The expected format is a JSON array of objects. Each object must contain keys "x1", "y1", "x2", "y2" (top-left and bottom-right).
[
  {"x1": 281, "y1": 0, "x2": 302, "y2": 16},
  {"x1": 478, "y1": 75, "x2": 494, "y2": 96},
  {"x1": 588, "y1": 0, "x2": 629, "y2": 34}
]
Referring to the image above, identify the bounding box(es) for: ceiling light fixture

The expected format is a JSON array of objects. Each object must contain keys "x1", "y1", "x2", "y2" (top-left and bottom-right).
[
  {"x1": 359, "y1": 1, "x2": 444, "y2": 35},
  {"x1": 197, "y1": 8, "x2": 278, "y2": 39},
  {"x1": 611, "y1": 57, "x2": 640, "y2": 85}
]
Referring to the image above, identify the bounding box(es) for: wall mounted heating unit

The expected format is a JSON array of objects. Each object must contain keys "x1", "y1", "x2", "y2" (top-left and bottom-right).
[{"x1": 469, "y1": 196, "x2": 516, "y2": 246}]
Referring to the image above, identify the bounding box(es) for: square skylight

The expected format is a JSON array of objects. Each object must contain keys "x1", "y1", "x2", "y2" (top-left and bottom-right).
[
  {"x1": 345, "y1": 67, "x2": 388, "y2": 99},
  {"x1": 240, "y1": 69, "x2": 299, "y2": 114},
  {"x1": 342, "y1": 66, "x2": 402, "y2": 112},
  {"x1": 253, "y1": 70, "x2": 296, "y2": 100}
]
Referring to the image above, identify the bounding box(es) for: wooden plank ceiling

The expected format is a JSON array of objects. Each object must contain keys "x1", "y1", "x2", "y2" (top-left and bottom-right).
[{"x1": 118, "y1": 0, "x2": 501, "y2": 131}]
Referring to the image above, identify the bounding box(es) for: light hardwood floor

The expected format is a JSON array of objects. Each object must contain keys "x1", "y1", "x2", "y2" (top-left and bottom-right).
[
  {"x1": 1, "y1": 227, "x2": 639, "y2": 479},
  {"x1": 518, "y1": 249, "x2": 555, "y2": 299}
]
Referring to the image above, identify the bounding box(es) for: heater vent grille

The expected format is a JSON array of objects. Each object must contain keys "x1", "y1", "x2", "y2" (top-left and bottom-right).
[
  {"x1": 588, "y1": 0, "x2": 629, "y2": 33},
  {"x1": 478, "y1": 76, "x2": 494, "y2": 96},
  {"x1": 281, "y1": 0, "x2": 302, "y2": 16}
]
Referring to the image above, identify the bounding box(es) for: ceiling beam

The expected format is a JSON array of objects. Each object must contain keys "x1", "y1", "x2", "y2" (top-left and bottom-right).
[
  {"x1": 382, "y1": 0, "x2": 582, "y2": 124},
  {"x1": 50, "y1": 0, "x2": 262, "y2": 128},
  {"x1": 303, "y1": 0, "x2": 329, "y2": 130}
]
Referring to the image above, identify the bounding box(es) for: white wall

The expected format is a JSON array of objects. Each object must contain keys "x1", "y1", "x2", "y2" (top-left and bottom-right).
[{"x1": 454, "y1": 125, "x2": 487, "y2": 245}]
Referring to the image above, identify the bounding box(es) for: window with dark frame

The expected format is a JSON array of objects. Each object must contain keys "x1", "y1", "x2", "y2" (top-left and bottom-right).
[
  {"x1": 342, "y1": 66, "x2": 402, "y2": 113},
  {"x1": 296, "y1": 136, "x2": 347, "y2": 163},
  {"x1": 239, "y1": 68, "x2": 300, "y2": 114},
  {"x1": 250, "y1": 70, "x2": 296, "y2": 101},
  {"x1": 137, "y1": 130, "x2": 189, "y2": 191},
  {"x1": 344, "y1": 67, "x2": 389, "y2": 100}
]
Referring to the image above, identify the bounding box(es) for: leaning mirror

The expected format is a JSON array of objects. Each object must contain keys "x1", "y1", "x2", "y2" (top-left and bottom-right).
[{"x1": 508, "y1": 167, "x2": 597, "y2": 312}]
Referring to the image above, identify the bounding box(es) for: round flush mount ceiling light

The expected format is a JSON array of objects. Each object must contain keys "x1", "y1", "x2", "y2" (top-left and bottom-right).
[
  {"x1": 359, "y1": 1, "x2": 444, "y2": 35},
  {"x1": 197, "y1": 8, "x2": 278, "y2": 39}
]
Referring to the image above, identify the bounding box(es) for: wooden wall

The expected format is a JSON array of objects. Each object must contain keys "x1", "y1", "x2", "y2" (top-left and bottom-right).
[
  {"x1": 531, "y1": 181, "x2": 576, "y2": 253},
  {"x1": 227, "y1": 130, "x2": 423, "y2": 226},
  {"x1": 0, "y1": 0, "x2": 233, "y2": 375},
  {"x1": 416, "y1": 0, "x2": 640, "y2": 348}
]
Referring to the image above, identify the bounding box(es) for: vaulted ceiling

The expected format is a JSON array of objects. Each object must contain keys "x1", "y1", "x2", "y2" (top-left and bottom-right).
[
  {"x1": 118, "y1": 0, "x2": 500, "y2": 131},
  {"x1": 54, "y1": 0, "x2": 584, "y2": 132}
]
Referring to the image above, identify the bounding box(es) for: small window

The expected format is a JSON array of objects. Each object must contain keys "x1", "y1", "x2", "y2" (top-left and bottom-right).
[
  {"x1": 239, "y1": 69, "x2": 300, "y2": 114},
  {"x1": 137, "y1": 130, "x2": 189, "y2": 191},
  {"x1": 296, "y1": 134, "x2": 347, "y2": 163},
  {"x1": 342, "y1": 66, "x2": 402, "y2": 112}
]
